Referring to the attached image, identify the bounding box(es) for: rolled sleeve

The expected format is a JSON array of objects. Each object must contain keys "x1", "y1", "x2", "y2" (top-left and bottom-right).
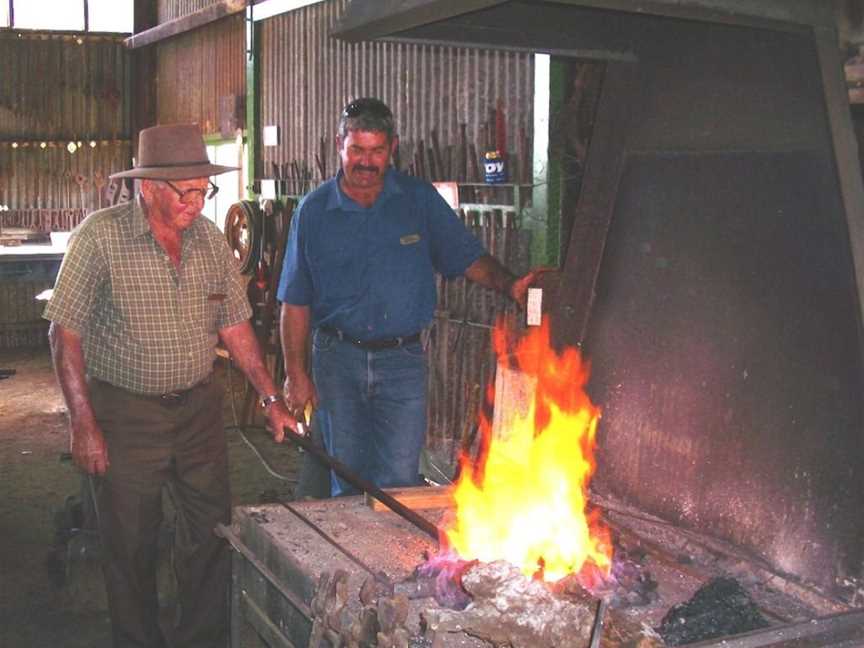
[
  {"x1": 42, "y1": 226, "x2": 106, "y2": 334},
  {"x1": 277, "y1": 207, "x2": 313, "y2": 305},
  {"x1": 426, "y1": 187, "x2": 486, "y2": 278}
]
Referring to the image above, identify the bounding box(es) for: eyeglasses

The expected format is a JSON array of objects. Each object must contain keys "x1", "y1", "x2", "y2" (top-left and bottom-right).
[
  {"x1": 164, "y1": 181, "x2": 219, "y2": 203},
  {"x1": 342, "y1": 98, "x2": 392, "y2": 119}
]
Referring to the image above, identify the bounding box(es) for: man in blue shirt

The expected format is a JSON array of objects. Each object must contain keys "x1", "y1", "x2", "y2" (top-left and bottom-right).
[{"x1": 278, "y1": 98, "x2": 541, "y2": 496}]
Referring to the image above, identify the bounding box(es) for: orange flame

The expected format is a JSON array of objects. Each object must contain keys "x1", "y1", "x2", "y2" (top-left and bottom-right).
[{"x1": 443, "y1": 317, "x2": 612, "y2": 582}]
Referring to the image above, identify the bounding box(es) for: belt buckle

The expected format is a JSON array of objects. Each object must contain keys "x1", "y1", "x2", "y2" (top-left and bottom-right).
[{"x1": 160, "y1": 391, "x2": 185, "y2": 405}]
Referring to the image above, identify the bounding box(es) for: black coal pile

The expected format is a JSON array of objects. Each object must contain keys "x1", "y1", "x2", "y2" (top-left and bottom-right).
[{"x1": 658, "y1": 576, "x2": 770, "y2": 645}]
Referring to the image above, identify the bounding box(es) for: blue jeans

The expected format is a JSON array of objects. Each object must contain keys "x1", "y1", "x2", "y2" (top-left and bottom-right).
[{"x1": 311, "y1": 328, "x2": 427, "y2": 496}]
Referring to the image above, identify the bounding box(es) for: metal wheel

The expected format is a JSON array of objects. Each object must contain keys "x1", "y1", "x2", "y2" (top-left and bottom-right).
[{"x1": 224, "y1": 200, "x2": 261, "y2": 275}]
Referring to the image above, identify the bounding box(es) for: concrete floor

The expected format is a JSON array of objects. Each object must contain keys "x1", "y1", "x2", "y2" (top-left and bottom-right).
[{"x1": 0, "y1": 346, "x2": 301, "y2": 647}]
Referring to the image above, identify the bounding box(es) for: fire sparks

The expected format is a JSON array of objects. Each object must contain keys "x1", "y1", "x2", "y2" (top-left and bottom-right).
[{"x1": 444, "y1": 317, "x2": 612, "y2": 582}]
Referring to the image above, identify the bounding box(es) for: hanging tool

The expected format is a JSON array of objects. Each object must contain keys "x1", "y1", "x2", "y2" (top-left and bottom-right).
[
  {"x1": 74, "y1": 173, "x2": 88, "y2": 214},
  {"x1": 93, "y1": 171, "x2": 106, "y2": 210},
  {"x1": 287, "y1": 422, "x2": 441, "y2": 541}
]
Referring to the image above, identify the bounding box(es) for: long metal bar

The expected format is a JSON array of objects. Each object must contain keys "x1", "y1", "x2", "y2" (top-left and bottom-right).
[
  {"x1": 588, "y1": 598, "x2": 608, "y2": 648},
  {"x1": 285, "y1": 426, "x2": 441, "y2": 541},
  {"x1": 215, "y1": 523, "x2": 314, "y2": 621},
  {"x1": 240, "y1": 591, "x2": 300, "y2": 648},
  {"x1": 685, "y1": 608, "x2": 864, "y2": 648},
  {"x1": 279, "y1": 501, "x2": 380, "y2": 577}
]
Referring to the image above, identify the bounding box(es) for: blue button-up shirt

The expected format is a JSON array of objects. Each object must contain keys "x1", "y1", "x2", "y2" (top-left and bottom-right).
[{"x1": 277, "y1": 168, "x2": 485, "y2": 341}]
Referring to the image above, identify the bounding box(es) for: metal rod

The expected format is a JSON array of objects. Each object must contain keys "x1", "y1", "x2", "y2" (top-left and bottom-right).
[
  {"x1": 685, "y1": 608, "x2": 864, "y2": 648},
  {"x1": 588, "y1": 598, "x2": 608, "y2": 648},
  {"x1": 280, "y1": 501, "x2": 380, "y2": 577},
  {"x1": 285, "y1": 426, "x2": 441, "y2": 541},
  {"x1": 215, "y1": 523, "x2": 313, "y2": 621},
  {"x1": 230, "y1": 550, "x2": 242, "y2": 648}
]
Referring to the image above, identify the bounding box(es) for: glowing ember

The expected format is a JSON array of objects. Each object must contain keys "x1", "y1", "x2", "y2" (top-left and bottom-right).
[{"x1": 443, "y1": 317, "x2": 612, "y2": 582}]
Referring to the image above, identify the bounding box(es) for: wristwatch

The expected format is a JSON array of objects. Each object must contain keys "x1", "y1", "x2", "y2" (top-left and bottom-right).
[{"x1": 260, "y1": 394, "x2": 281, "y2": 409}]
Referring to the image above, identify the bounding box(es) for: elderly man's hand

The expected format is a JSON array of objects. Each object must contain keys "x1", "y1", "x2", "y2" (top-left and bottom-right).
[
  {"x1": 264, "y1": 399, "x2": 299, "y2": 443},
  {"x1": 71, "y1": 418, "x2": 109, "y2": 475}
]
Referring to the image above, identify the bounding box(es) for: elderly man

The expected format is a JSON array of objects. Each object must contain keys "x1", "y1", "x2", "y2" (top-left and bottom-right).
[
  {"x1": 44, "y1": 123, "x2": 295, "y2": 648},
  {"x1": 278, "y1": 97, "x2": 541, "y2": 497}
]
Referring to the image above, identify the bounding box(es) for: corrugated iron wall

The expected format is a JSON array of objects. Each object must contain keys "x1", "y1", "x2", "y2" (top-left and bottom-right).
[
  {"x1": 258, "y1": 0, "x2": 535, "y2": 189},
  {"x1": 157, "y1": 0, "x2": 220, "y2": 22},
  {"x1": 258, "y1": 0, "x2": 536, "y2": 467},
  {"x1": 0, "y1": 31, "x2": 130, "y2": 225},
  {"x1": 155, "y1": 13, "x2": 246, "y2": 135}
]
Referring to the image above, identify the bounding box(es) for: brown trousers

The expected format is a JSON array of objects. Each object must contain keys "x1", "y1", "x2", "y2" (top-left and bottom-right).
[{"x1": 89, "y1": 378, "x2": 230, "y2": 648}]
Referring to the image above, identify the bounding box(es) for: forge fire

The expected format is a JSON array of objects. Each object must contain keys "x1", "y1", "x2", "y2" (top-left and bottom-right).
[{"x1": 442, "y1": 318, "x2": 613, "y2": 584}]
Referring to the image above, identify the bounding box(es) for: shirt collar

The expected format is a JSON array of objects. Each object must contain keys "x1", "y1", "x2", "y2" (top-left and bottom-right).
[
  {"x1": 130, "y1": 200, "x2": 151, "y2": 239},
  {"x1": 326, "y1": 167, "x2": 404, "y2": 212},
  {"x1": 128, "y1": 198, "x2": 206, "y2": 243}
]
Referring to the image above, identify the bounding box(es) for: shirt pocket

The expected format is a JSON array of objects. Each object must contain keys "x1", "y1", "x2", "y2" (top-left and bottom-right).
[{"x1": 312, "y1": 239, "x2": 360, "y2": 302}]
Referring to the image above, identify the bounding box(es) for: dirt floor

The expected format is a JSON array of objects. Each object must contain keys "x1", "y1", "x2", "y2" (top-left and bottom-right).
[{"x1": 0, "y1": 346, "x2": 302, "y2": 647}]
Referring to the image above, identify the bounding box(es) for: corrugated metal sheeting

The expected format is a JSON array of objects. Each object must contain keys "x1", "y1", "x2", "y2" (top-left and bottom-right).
[
  {"x1": 157, "y1": 0, "x2": 221, "y2": 22},
  {"x1": 155, "y1": 13, "x2": 246, "y2": 135},
  {"x1": 0, "y1": 31, "x2": 130, "y2": 219},
  {"x1": 0, "y1": 32, "x2": 128, "y2": 140},
  {"x1": 258, "y1": 0, "x2": 535, "y2": 189}
]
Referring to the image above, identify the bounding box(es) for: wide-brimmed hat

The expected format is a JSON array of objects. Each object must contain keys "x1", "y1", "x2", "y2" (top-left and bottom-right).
[{"x1": 110, "y1": 123, "x2": 238, "y2": 180}]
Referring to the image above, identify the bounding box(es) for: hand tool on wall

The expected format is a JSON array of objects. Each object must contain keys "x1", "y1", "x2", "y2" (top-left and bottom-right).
[
  {"x1": 93, "y1": 172, "x2": 106, "y2": 210},
  {"x1": 74, "y1": 173, "x2": 88, "y2": 213}
]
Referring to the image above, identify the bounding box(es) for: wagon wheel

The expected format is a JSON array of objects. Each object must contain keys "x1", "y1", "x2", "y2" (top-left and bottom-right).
[{"x1": 224, "y1": 200, "x2": 261, "y2": 275}]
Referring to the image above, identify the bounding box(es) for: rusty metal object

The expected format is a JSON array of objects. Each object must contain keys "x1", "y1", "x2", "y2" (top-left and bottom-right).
[
  {"x1": 224, "y1": 200, "x2": 260, "y2": 275},
  {"x1": 309, "y1": 570, "x2": 349, "y2": 648}
]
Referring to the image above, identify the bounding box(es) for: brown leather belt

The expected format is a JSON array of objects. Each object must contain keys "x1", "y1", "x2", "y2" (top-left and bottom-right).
[
  {"x1": 319, "y1": 326, "x2": 421, "y2": 350},
  {"x1": 90, "y1": 375, "x2": 212, "y2": 406}
]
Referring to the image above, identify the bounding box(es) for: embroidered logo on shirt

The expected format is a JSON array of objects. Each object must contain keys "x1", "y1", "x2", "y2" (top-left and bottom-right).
[{"x1": 400, "y1": 234, "x2": 421, "y2": 245}]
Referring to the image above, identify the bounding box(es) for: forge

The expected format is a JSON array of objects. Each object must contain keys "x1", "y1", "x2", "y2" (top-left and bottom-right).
[
  {"x1": 224, "y1": 323, "x2": 864, "y2": 647},
  {"x1": 223, "y1": 493, "x2": 864, "y2": 647},
  {"x1": 224, "y1": 3, "x2": 864, "y2": 645}
]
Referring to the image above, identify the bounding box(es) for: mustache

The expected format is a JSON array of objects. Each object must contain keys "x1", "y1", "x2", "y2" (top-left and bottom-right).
[{"x1": 353, "y1": 165, "x2": 380, "y2": 173}]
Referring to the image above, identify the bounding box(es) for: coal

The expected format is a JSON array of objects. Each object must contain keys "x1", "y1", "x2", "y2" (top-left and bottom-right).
[{"x1": 657, "y1": 576, "x2": 770, "y2": 645}]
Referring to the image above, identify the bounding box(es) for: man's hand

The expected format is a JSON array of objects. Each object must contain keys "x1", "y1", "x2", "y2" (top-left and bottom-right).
[
  {"x1": 283, "y1": 370, "x2": 318, "y2": 422},
  {"x1": 509, "y1": 267, "x2": 555, "y2": 308},
  {"x1": 264, "y1": 399, "x2": 298, "y2": 443},
  {"x1": 71, "y1": 418, "x2": 109, "y2": 475}
]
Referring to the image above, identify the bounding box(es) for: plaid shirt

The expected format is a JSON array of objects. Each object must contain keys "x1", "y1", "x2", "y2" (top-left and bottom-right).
[{"x1": 43, "y1": 200, "x2": 251, "y2": 395}]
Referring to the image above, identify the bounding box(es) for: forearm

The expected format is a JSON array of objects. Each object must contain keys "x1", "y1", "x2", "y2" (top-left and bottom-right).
[
  {"x1": 219, "y1": 320, "x2": 280, "y2": 397},
  {"x1": 464, "y1": 254, "x2": 516, "y2": 298},
  {"x1": 48, "y1": 322, "x2": 96, "y2": 425},
  {"x1": 279, "y1": 304, "x2": 311, "y2": 377}
]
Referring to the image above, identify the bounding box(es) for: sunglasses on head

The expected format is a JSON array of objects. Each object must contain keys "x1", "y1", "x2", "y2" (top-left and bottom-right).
[{"x1": 342, "y1": 99, "x2": 392, "y2": 119}]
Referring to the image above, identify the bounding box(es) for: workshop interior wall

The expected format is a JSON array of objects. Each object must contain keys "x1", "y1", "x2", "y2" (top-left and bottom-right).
[{"x1": 580, "y1": 17, "x2": 864, "y2": 591}]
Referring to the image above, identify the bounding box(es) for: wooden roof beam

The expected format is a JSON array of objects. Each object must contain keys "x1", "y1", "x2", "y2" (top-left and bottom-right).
[{"x1": 125, "y1": 0, "x2": 248, "y2": 50}]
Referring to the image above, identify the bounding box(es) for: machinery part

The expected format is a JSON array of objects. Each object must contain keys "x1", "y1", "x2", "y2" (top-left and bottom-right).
[
  {"x1": 288, "y1": 424, "x2": 441, "y2": 540},
  {"x1": 224, "y1": 200, "x2": 262, "y2": 275}
]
